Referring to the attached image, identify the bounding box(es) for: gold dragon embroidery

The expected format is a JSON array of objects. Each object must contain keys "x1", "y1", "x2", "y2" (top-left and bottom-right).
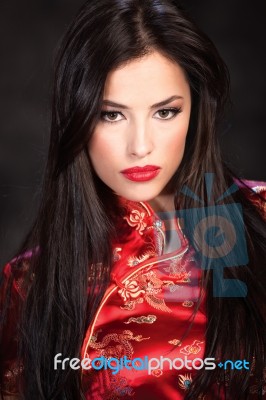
[
  {"x1": 89, "y1": 329, "x2": 150, "y2": 359},
  {"x1": 118, "y1": 270, "x2": 175, "y2": 312}
]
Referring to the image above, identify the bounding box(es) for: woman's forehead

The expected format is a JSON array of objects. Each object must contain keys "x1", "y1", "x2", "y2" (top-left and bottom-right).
[{"x1": 102, "y1": 51, "x2": 190, "y2": 108}]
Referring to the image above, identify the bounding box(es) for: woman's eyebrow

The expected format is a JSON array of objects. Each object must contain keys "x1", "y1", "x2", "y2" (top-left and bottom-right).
[
  {"x1": 102, "y1": 95, "x2": 183, "y2": 110},
  {"x1": 151, "y1": 95, "x2": 184, "y2": 108}
]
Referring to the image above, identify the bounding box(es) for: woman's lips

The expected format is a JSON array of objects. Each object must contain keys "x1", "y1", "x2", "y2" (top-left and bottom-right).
[{"x1": 120, "y1": 165, "x2": 161, "y2": 182}]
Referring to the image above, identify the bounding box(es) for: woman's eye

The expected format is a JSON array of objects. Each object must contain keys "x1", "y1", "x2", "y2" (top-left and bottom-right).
[
  {"x1": 100, "y1": 111, "x2": 125, "y2": 123},
  {"x1": 154, "y1": 108, "x2": 181, "y2": 120}
]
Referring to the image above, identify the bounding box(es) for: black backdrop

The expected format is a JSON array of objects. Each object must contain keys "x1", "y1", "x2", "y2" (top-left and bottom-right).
[{"x1": 0, "y1": 0, "x2": 265, "y2": 265}]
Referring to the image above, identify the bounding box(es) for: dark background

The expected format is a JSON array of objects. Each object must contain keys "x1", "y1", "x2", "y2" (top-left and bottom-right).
[{"x1": 0, "y1": 0, "x2": 265, "y2": 266}]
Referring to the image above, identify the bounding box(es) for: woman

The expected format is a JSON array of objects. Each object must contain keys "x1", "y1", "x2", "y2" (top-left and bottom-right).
[{"x1": 0, "y1": 0, "x2": 265, "y2": 399}]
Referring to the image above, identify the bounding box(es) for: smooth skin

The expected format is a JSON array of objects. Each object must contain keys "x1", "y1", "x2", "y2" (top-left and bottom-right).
[{"x1": 89, "y1": 51, "x2": 191, "y2": 213}]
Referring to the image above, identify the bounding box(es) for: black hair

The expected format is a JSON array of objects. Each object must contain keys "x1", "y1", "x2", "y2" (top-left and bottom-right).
[{"x1": 0, "y1": 1, "x2": 265, "y2": 399}]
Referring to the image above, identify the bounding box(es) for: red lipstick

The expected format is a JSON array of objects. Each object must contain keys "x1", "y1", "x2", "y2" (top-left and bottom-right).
[{"x1": 120, "y1": 165, "x2": 161, "y2": 182}]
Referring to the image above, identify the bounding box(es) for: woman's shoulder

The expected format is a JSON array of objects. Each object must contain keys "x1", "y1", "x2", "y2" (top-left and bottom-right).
[
  {"x1": 236, "y1": 178, "x2": 266, "y2": 192},
  {"x1": 0, "y1": 249, "x2": 36, "y2": 302},
  {"x1": 0, "y1": 252, "x2": 33, "y2": 397},
  {"x1": 235, "y1": 178, "x2": 266, "y2": 218}
]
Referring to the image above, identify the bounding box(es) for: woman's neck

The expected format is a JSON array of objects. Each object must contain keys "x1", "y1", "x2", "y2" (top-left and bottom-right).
[
  {"x1": 148, "y1": 193, "x2": 181, "y2": 254},
  {"x1": 147, "y1": 192, "x2": 175, "y2": 213}
]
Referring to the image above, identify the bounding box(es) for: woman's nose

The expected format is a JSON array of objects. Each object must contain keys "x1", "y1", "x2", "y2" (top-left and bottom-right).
[{"x1": 127, "y1": 121, "x2": 154, "y2": 158}]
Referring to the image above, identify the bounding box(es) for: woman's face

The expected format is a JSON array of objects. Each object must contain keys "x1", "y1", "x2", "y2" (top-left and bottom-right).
[{"x1": 89, "y1": 51, "x2": 191, "y2": 205}]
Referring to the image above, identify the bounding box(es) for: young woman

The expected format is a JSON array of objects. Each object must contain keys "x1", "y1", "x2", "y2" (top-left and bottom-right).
[{"x1": 0, "y1": 0, "x2": 265, "y2": 399}]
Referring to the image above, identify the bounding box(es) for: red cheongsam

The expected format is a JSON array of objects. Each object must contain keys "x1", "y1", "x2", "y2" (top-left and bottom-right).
[
  {"x1": 80, "y1": 180, "x2": 266, "y2": 399},
  {"x1": 0, "y1": 180, "x2": 265, "y2": 399}
]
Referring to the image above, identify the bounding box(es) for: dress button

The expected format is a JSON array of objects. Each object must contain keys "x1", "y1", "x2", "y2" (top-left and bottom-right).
[{"x1": 154, "y1": 220, "x2": 162, "y2": 228}]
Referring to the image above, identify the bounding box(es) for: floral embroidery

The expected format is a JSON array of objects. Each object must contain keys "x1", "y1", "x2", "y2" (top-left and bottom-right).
[
  {"x1": 178, "y1": 373, "x2": 192, "y2": 390},
  {"x1": 168, "y1": 339, "x2": 182, "y2": 346},
  {"x1": 151, "y1": 369, "x2": 163, "y2": 378},
  {"x1": 124, "y1": 209, "x2": 147, "y2": 235},
  {"x1": 89, "y1": 329, "x2": 150, "y2": 360},
  {"x1": 118, "y1": 270, "x2": 176, "y2": 312},
  {"x1": 118, "y1": 280, "x2": 146, "y2": 302},
  {"x1": 182, "y1": 300, "x2": 194, "y2": 307},
  {"x1": 180, "y1": 340, "x2": 204, "y2": 355},
  {"x1": 124, "y1": 315, "x2": 157, "y2": 324}
]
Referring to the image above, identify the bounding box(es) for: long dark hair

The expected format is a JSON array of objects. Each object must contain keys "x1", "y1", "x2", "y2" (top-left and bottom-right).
[{"x1": 1, "y1": 0, "x2": 265, "y2": 399}]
